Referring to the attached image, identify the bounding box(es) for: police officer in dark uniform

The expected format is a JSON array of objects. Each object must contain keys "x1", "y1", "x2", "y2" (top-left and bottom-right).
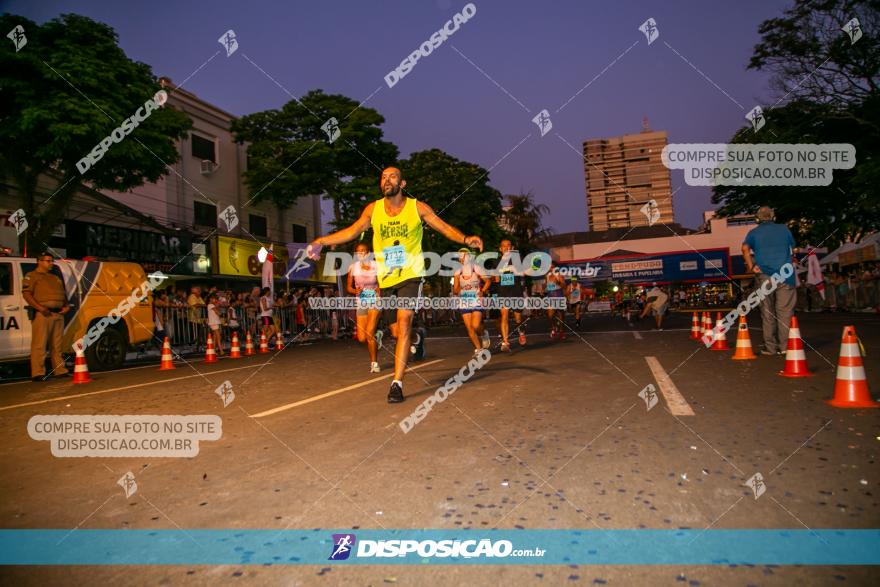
[{"x1": 22, "y1": 252, "x2": 70, "y2": 382}]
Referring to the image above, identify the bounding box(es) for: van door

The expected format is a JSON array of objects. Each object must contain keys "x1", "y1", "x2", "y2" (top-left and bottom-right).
[{"x1": 0, "y1": 260, "x2": 26, "y2": 357}]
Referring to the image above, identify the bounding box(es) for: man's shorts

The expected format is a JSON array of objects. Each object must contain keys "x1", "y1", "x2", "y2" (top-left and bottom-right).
[
  {"x1": 380, "y1": 277, "x2": 424, "y2": 323},
  {"x1": 652, "y1": 303, "x2": 668, "y2": 316}
]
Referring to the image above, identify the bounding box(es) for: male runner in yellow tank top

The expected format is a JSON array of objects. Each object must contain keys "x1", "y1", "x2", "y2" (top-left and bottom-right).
[{"x1": 308, "y1": 167, "x2": 483, "y2": 403}]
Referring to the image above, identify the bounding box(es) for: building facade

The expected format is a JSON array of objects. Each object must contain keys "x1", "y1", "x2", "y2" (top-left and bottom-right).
[
  {"x1": 583, "y1": 128, "x2": 673, "y2": 231},
  {"x1": 110, "y1": 77, "x2": 322, "y2": 248}
]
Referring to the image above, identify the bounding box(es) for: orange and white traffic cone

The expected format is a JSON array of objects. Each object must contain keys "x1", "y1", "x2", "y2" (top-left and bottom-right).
[
  {"x1": 779, "y1": 315, "x2": 812, "y2": 377},
  {"x1": 72, "y1": 344, "x2": 92, "y2": 384},
  {"x1": 275, "y1": 332, "x2": 284, "y2": 351},
  {"x1": 244, "y1": 332, "x2": 255, "y2": 356},
  {"x1": 827, "y1": 325, "x2": 878, "y2": 408},
  {"x1": 710, "y1": 312, "x2": 730, "y2": 351},
  {"x1": 204, "y1": 334, "x2": 218, "y2": 364},
  {"x1": 229, "y1": 332, "x2": 242, "y2": 359},
  {"x1": 159, "y1": 337, "x2": 176, "y2": 370},
  {"x1": 259, "y1": 332, "x2": 269, "y2": 354},
  {"x1": 701, "y1": 312, "x2": 712, "y2": 339},
  {"x1": 731, "y1": 315, "x2": 756, "y2": 360},
  {"x1": 690, "y1": 312, "x2": 701, "y2": 340}
]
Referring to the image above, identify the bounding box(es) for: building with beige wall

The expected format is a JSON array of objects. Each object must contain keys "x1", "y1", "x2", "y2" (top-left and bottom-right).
[
  {"x1": 109, "y1": 77, "x2": 322, "y2": 246},
  {"x1": 583, "y1": 127, "x2": 673, "y2": 231}
]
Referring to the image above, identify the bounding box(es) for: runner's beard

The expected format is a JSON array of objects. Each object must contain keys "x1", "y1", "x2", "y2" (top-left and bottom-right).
[{"x1": 383, "y1": 183, "x2": 401, "y2": 197}]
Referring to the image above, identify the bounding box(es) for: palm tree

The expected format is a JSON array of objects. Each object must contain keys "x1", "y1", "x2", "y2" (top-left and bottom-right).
[{"x1": 500, "y1": 192, "x2": 553, "y2": 253}]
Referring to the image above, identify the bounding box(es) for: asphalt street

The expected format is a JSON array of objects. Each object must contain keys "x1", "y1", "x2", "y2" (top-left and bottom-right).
[{"x1": 1, "y1": 311, "x2": 878, "y2": 585}]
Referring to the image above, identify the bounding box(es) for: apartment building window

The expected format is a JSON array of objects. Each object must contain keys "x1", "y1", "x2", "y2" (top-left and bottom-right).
[
  {"x1": 292, "y1": 223, "x2": 308, "y2": 243},
  {"x1": 191, "y1": 134, "x2": 216, "y2": 163},
  {"x1": 249, "y1": 214, "x2": 267, "y2": 238},
  {"x1": 194, "y1": 201, "x2": 217, "y2": 227}
]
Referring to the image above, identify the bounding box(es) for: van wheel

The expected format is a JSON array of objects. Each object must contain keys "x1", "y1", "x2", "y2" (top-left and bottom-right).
[{"x1": 85, "y1": 328, "x2": 126, "y2": 371}]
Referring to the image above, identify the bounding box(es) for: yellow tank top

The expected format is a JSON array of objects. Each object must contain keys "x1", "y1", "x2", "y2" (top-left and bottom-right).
[{"x1": 370, "y1": 197, "x2": 424, "y2": 288}]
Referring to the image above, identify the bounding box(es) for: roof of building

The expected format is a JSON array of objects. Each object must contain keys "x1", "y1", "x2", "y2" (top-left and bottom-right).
[{"x1": 535, "y1": 223, "x2": 698, "y2": 249}]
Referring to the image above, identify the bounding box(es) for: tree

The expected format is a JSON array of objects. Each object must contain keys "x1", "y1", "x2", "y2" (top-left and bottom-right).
[
  {"x1": 398, "y1": 148, "x2": 505, "y2": 256},
  {"x1": 231, "y1": 90, "x2": 398, "y2": 229},
  {"x1": 0, "y1": 13, "x2": 192, "y2": 251},
  {"x1": 501, "y1": 191, "x2": 553, "y2": 254},
  {"x1": 714, "y1": 0, "x2": 880, "y2": 246},
  {"x1": 749, "y1": 0, "x2": 879, "y2": 107}
]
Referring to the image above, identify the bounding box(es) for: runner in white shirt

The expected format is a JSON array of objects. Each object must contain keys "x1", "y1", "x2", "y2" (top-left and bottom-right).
[{"x1": 259, "y1": 287, "x2": 275, "y2": 341}]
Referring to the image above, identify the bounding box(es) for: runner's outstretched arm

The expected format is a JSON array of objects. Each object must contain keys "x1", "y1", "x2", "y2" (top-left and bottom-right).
[
  {"x1": 416, "y1": 201, "x2": 483, "y2": 251},
  {"x1": 311, "y1": 203, "x2": 375, "y2": 250}
]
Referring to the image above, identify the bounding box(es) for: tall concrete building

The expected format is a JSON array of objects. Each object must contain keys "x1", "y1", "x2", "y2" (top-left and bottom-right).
[{"x1": 582, "y1": 124, "x2": 673, "y2": 231}]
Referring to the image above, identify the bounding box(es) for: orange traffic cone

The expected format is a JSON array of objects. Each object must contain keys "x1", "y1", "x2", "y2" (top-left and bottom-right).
[
  {"x1": 259, "y1": 332, "x2": 269, "y2": 354},
  {"x1": 204, "y1": 334, "x2": 218, "y2": 364},
  {"x1": 827, "y1": 326, "x2": 878, "y2": 408},
  {"x1": 690, "y1": 312, "x2": 701, "y2": 340},
  {"x1": 731, "y1": 315, "x2": 756, "y2": 360},
  {"x1": 229, "y1": 332, "x2": 242, "y2": 359},
  {"x1": 159, "y1": 337, "x2": 176, "y2": 370},
  {"x1": 244, "y1": 332, "x2": 255, "y2": 356},
  {"x1": 701, "y1": 312, "x2": 712, "y2": 339},
  {"x1": 275, "y1": 332, "x2": 284, "y2": 351},
  {"x1": 72, "y1": 344, "x2": 92, "y2": 384},
  {"x1": 779, "y1": 315, "x2": 812, "y2": 377},
  {"x1": 710, "y1": 312, "x2": 730, "y2": 351}
]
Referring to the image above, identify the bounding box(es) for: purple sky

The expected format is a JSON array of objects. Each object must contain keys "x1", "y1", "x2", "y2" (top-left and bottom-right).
[{"x1": 8, "y1": 0, "x2": 791, "y2": 233}]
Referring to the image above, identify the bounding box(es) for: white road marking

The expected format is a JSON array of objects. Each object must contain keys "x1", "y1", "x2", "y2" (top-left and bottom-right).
[
  {"x1": 633, "y1": 331, "x2": 643, "y2": 339},
  {"x1": 251, "y1": 359, "x2": 445, "y2": 418},
  {"x1": 644, "y1": 356, "x2": 695, "y2": 416},
  {"x1": 0, "y1": 363, "x2": 267, "y2": 412}
]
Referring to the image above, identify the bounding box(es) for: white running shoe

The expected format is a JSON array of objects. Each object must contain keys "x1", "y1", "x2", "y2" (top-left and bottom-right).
[
  {"x1": 481, "y1": 330, "x2": 491, "y2": 349},
  {"x1": 370, "y1": 362, "x2": 380, "y2": 373}
]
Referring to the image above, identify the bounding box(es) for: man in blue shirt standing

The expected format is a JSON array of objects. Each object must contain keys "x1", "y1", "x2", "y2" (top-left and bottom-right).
[{"x1": 742, "y1": 206, "x2": 797, "y2": 355}]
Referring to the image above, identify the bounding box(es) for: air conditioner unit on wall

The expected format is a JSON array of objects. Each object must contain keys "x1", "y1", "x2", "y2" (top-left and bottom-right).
[{"x1": 200, "y1": 160, "x2": 218, "y2": 175}]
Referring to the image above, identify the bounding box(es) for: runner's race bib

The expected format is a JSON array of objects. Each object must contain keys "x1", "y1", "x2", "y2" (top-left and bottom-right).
[
  {"x1": 461, "y1": 289, "x2": 478, "y2": 309},
  {"x1": 359, "y1": 288, "x2": 377, "y2": 306},
  {"x1": 383, "y1": 245, "x2": 406, "y2": 269},
  {"x1": 500, "y1": 272, "x2": 515, "y2": 286}
]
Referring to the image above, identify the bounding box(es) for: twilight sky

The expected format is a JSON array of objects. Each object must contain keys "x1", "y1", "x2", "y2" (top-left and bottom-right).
[{"x1": 6, "y1": 0, "x2": 792, "y2": 233}]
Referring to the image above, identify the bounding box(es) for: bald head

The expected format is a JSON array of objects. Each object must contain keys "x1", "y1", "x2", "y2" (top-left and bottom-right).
[{"x1": 380, "y1": 167, "x2": 406, "y2": 197}]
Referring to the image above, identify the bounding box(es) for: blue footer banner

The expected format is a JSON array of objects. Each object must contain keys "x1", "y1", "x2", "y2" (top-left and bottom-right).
[{"x1": 1, "y1": 530, "x2": 878, "y2": 565}]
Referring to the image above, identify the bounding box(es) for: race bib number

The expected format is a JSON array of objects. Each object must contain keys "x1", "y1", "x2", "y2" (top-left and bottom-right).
[
  {"x1": 500, "y1": 272, "x2": 515, "y2": 286},
  {"x1": 462, "y1": 290, "x2": 478, "y2": 300},
  {"x1": 383, "y1": 245, "x2": 406, "y2": 269},
  {"x1": 359, "y1": 289, "x2": 377, "y2": 305}
]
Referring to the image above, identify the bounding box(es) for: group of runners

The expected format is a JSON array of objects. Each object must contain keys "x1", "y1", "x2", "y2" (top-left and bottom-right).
[{"x1": 309, "y1": 166, "x2": 581, "y2": 404}]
